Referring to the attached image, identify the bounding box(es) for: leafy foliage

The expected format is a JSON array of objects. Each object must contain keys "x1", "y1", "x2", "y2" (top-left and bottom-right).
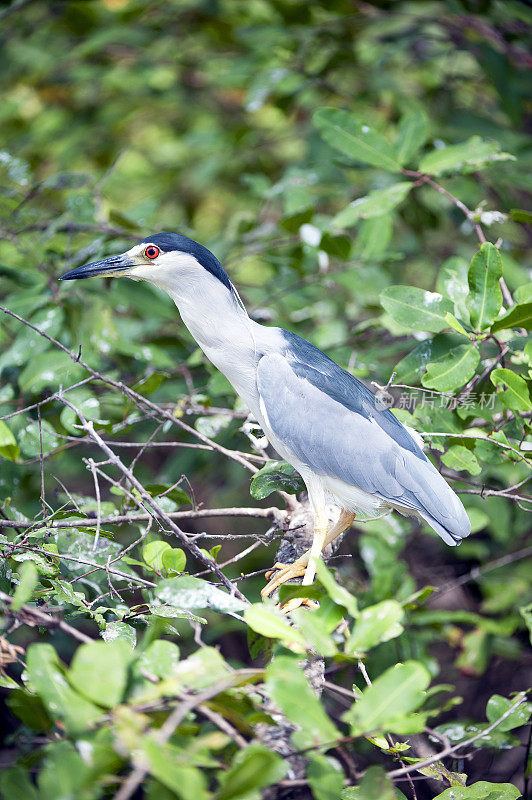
[{"x1": 0, "y1": 1, "x2": 530, "y2": 799}]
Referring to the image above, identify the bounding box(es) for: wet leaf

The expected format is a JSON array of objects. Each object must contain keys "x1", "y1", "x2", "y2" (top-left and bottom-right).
[{"x1": 250, "y1": 460, "x2": 305, "y2": 499}]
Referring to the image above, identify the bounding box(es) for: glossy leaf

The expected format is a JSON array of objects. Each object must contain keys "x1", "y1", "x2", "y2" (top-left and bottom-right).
[
  {"x1": 468, "y1": 243, "x2": 503, "y2": 330},
  {"x1": 380, "y1": 286, "x2": 454, "y2": 332},
  {"x1": 491, "y1": 301, "x2": 532, "y2": 332},
  {"x1": 314, "y1": 108, "x2": 402, "y2": 171},
  {"x1": 422, "y1": 344, "x2": 480, "y2": 391},
  {"x1": 155, "y1": 575, "x2": 247, "y2": 614},
  {"x1": 432, "y1": 782, "x2": 521, "y2": 800},
  {"x1": 486, "y1": 693, "x2": 531, "y2": 732},
  {"x1": 250, "y1": 460, "x2": 305, "y2": 499},
  {"x1": 491, "y1": 369, "x2": 532, "y2": 412}
]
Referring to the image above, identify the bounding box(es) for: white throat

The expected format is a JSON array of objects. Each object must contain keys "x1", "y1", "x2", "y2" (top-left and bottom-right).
[{"x1": 145, "y1": 259, "x2": 262, "y2": 412}]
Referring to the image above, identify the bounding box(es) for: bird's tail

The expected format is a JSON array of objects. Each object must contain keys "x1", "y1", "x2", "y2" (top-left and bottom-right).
[{"x1": 397, "y1": 451, "x2": 472, "y2": 545}]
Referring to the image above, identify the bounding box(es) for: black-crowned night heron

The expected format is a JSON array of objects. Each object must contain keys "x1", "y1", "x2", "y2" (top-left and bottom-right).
[{"x1": 60, "y1": 233, "x2": 471, "y2": 610}]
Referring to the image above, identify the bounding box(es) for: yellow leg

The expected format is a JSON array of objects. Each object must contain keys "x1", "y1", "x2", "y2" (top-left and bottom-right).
[{"x1": 261, "y1": 510, "x2": 355, "y2": 603}]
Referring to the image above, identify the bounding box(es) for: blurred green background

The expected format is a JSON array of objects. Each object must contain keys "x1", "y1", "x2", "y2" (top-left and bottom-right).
[{"x1": 0, "y1": 1, "x2": 531, "y2": 797}]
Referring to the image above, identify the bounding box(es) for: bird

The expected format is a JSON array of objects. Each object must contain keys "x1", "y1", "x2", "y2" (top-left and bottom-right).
[{"x1": 60, "y1": 232, "x2": 471, "y2": 611}]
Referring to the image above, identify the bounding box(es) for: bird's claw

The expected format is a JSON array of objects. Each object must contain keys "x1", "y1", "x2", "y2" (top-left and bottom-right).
[
  {"x1": 261, "y1": 561, "x2": 319, "y2": 613},
  {"x1": 261, "y1": 561, "x2": 306, "y2": 599},
  {"x1": 278, "y1": 596, "x2": 319, "y2": 614}
]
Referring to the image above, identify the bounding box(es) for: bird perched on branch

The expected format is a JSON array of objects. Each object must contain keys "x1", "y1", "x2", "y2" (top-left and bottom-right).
[{"x1": 60, "y1": 233, "x2": 471, "y2": 611}]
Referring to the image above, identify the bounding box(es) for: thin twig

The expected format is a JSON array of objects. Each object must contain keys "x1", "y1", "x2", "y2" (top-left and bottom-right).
[{"x1": 0, "y1": 590, "x2": 94, "y2": 644}]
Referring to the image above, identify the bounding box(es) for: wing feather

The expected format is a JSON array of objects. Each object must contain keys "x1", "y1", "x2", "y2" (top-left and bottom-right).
[{"x1": 257, "y1": 348, "x2": 470, "y2": 544}]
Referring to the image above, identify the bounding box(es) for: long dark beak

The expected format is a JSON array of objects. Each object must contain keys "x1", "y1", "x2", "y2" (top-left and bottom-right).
[{"x1": 59, "y1": 253, "x2": 133, "y2": 280}]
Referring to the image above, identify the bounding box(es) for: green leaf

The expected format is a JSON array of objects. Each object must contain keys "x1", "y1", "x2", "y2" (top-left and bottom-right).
[
  {"x1": 316, "y1": 559, "x2": 358, "y2": 617},
  {"x1": 491, "y1": 302, "x2": 532, "y2": 333},
  {"x1": 380, "y1": 286, "x2": 454, "y2": 333},
  {"x1": 394, "y1": 110, "x2": 429, "y2": 166},
  {"x1": 422, "y1": 344, "x2": 479, "y2": 391},
  {"x1": 7, "y1": 689, "x2": 53, "y2": 733},
  {"x1": 468, "y1": 243, "x2": 503, "y2": 330},
  {"x1": 143, "y1": 739, "x2": 208, "y2": 800},
  {"x1": 308, "y1": 754, "x2": 345, "y2": 800},
  {"x1": 161, "y1": 547, "x2": 186, "y2": 573},
  {"x1": 291, "y1": 607, "x2": 337, "y2": 657},
  {"x1": 0, "y1": 767, "x2": 39, "y2": 800},
  {"x1": 18, "y1": 349, "x2": 85, "y2": 394},
  {"x1": 137, "y1": 640, "x2": 180, "y2": 680},
  {"x1": 102, "y1": 621, "x2": 137, "y2": 648},
  {"x1": 244, "y1": 604, "x2": 306, "y2": 649},
  {"x1": 216, "y1": 743, "x2": 287, "y2": 800},
  {"x1": 155, "y1": 575, "x2": 247, "y2": 614},
  {"x1": 514, "y1": 284, "x2": 532, "y2": 304},
  {"x1": 167, "y1": 646, "x2": 230, "y2": 692},
  {"x1": 394, "y1": 334, "x2": 461, "y2": 383},
  {"x1": 441, "y1": 445, "x2": 482, "y2": 476},
  {"x1": 26, "y1": 644, "x2": 101, "y2": 733},
  {"x1": 11, "y1": 560, "x2": 39, "y2": 610},
  {"x1": 444, "y1": 312, "x2": 469, "y2": 338},
  {"x1": 37, "y1": 740, "x2": 91, "y2": 800},
  {"x1": 342, "y1": 661, "x2": 431, "y2": 736},
  {"x1": 419, "y1": 136, "x2": 515, "y2": 176},
  {"x1": 346, "y1": 600, "x2": 404, "y2": 655},
  {"x1": 342, "y1": 767, "x2": 407, "y2": 799},
  {"x1": 69, "y1": 640, "x2": 130, "y2": 708},
  {"x1": 333, "y1": 183, "x2": 412, "y2": 227},
  {"x1": 143, "y1": 540, "x2": 172, "y2": 571},
  {"x1": 491, "y1": 369, "x2": 532, "y2": 412},
  {"x1": 0, "y1": 420, "x2": 20, "y2": 460},
  {"x1": 432, "y1": 782, "x2": 521, "y2": 800},
  {"x1": 266, "y1": 655, "x2": 341, "y2": 747},
  {"x1": 17, "y1": 420, "x2": 59, "y2": 459},
  {"x1": 250, "y1": 460, "x2": 305, "y2": 499},
  {"x1": 313, "y1": 108, "x2": 402, "y2": 172},
  {"x1": 486, "y1": 693, "x2": 531, "y2": 732}
]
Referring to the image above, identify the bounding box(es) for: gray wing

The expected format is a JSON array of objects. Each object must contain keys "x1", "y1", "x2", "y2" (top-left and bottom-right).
[{"x1": 257, "y1": 347, "x2": 470, "y2": 545}]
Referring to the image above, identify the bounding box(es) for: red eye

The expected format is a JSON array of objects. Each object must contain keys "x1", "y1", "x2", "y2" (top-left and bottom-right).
[{"x1": 144, "y1": 245, "x2": 160, "y2": 259}]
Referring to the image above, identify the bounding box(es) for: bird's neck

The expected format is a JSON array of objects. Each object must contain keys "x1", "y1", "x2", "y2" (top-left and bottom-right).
[{"x1": 161, "y1": 277, "x2": 261, "y2": 408}]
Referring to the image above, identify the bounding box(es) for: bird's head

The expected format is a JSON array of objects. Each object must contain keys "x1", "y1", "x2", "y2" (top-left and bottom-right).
[{"x1": 59, "y1": 232, "x2": 232, "y2": 294}]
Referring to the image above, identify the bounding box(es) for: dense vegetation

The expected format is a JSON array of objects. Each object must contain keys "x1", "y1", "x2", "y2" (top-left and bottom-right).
[{"x1": 0, "y1": 1, "x2": 531, "y2": 798}]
